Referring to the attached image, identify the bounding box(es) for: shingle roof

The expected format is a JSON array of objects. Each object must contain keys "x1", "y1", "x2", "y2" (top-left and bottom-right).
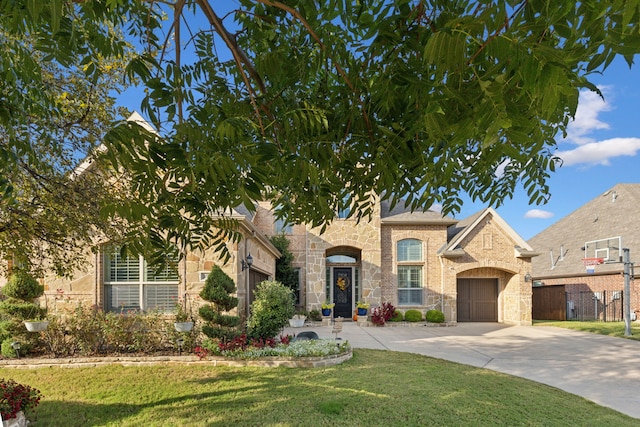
[
  {"x1": 380, "y1": 199, "x2": 457, "y2": 225},
  {"x1": 527, "y1": 183, "x2": 640, "y2": 278}
]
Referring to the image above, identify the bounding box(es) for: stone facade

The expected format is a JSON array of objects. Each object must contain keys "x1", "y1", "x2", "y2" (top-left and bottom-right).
[{"x1": 260, "y1": 200, "x2": 533, "y2": 325}]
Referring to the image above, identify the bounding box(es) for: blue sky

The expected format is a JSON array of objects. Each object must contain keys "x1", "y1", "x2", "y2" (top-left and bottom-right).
[{"x1": 454, "y1": 56, "x2": 640, "y2": 240}]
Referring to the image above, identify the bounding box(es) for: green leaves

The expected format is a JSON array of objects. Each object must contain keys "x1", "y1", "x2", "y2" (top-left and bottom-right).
[{"x1": 5, "y1": 0, "x2": 640, "y2": 268}]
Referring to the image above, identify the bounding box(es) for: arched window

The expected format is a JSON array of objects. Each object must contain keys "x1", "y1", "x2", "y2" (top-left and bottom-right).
[{"x1": 397, "y1": 239, "x2": 423, "y2": 305}]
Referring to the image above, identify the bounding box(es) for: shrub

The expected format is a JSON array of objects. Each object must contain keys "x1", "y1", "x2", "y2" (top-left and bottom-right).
[
  {"x1": 2, "y1": 271, "x2": 44, "y2": 301},
  {"x1": 404, "y1": 309, "x2": 422, "y2": 322},
  {"x1": 390, "y1": 310, "x2": 403, "y2": 322},
  {"x1": 247, "y1": 280, "x2": 295, "y2": 339},
  {"x1": 371, "y1": 302, "x2": 395, "y2": 326},
  {"x1": 199, "y1": 265, "x2": 241, "y2": 343},
  {"x1": 426, "y1": 309, "x2": 445, "y2": 323},
  {"x1": 308, "y1": 309, "x2": 321, "y2": 322},
  {"x1": 0, "y1": 378, "x2": 42, "y2": 420}
]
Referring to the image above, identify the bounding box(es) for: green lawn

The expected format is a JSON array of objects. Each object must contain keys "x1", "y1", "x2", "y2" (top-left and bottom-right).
[
  {"x1": 1, "y1": 349, "x2": 637, "y2": 426},
  {"x1": 534, "y1": 320, "x2": 640, "y2": 341}
]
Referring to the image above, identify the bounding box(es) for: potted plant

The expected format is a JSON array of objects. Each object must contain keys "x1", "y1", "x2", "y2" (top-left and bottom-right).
[
  {"x1": 321, "y1": 301, "x2": 335, "y2": 316},
  {"x1": 288, "y1": 313, "x2": 306, "y2": 327},
  {"x1": 0, "y1": 379, "x2": 42, "y2": 425},
  {"x1": 356, "y1": 301, "x2": 369, "y2": 316},
  {"x1": 173, "y1": 301, "x2": 194, "y2": 332}
]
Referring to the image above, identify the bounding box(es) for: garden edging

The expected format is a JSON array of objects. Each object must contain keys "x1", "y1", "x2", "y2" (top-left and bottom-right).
[{"x1": 0, "y1": 350, "x2": 352, "y2": 369}]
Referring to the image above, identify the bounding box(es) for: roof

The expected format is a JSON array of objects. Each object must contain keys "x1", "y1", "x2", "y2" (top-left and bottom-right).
[
  {"x1": 528, "y1": 183, "x2": 640, "y2": 278},
  {"x1": 439, "y1": 207, "x2": 536, "y2": 257},
  {"x1": 380, "y1": 199, "x2": 457, "y2": 225}
]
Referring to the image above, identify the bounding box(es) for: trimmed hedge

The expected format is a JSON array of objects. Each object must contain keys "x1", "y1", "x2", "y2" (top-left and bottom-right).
[
  {"x1": 404, "y1": 309, "x2": 422, "y2": 322},
  {"x1": 390, "y1": 310, "x2": 403, "y2": 322},
  {"x1": 425, "y1": 309, "x2": 445, "y2": 323}
]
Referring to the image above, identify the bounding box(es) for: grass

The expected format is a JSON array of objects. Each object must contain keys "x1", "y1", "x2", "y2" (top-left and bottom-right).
[
  {"x1": 534, "y1": 320, "x2": 640, "y2": 341},
  {"x1": 1, "y1": 349, "x2": 637, "y2": 426}
]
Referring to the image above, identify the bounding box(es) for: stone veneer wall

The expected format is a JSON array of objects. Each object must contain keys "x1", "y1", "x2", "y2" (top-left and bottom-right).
[
  {"x1": 304, "y1": 205, "x2": 382, "y2": 311},
  {"x1": 445, "y1": 214, "x2": 532, "y2": 325}
]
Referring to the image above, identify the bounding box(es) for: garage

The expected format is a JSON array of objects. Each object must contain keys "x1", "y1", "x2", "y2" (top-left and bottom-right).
[{"x1": 457, "y1": 278, "x2": 498, "y2": 322}]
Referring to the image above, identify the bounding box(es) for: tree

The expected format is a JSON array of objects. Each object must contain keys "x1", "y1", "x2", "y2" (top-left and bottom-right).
[
  {"x1": 198, "y1": 265, "x2": 241, "y2": 343},
  {"x1": 0, "y1": 21, "x2": 133, "y2": 276},
  {"x1": 269, "y1": 234, "x2": 298, "y2": 295},
  {"x1": 3, "y1": 1, "x2": 640, "y2": 260}
]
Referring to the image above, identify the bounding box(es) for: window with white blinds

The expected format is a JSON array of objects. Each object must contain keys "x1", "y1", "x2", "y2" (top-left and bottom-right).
[{"x1": 104, "y1": 247, "x2": 179, "y2": 312}]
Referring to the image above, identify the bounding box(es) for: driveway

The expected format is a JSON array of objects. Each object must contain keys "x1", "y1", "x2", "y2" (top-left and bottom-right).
[{"x1": 285, "y1": 322, "x2": 640, "y2": 419}]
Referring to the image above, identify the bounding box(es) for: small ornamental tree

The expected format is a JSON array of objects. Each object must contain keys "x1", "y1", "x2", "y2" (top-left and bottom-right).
[
  {"x1": 0, "y1": 270, "x2": 47, "y2": 357},
  {"x1": 198, "y1": 266, "x2": 241, "y2": 343},
  {"x1": 247, "y1": 280, "x2": 295, "y2": 340}
]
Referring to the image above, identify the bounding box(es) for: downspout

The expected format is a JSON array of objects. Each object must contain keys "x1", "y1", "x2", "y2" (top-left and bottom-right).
[
  {"x1": 439, "y1": 255, "x2": 445, "y2": 315},
  {"x1": 245, "y1": 231, "x2": 255, "y2": 321},
  {"x1": 95, "y1": 252, "x2": 99, "y2": 307}
]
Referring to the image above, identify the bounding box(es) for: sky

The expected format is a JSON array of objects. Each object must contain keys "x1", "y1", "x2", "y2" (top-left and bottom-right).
[{"x1": 454, "y1": 56, "x2": 640, "y2": 240}]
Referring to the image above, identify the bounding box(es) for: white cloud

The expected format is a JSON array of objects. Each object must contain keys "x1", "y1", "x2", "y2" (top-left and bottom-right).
[
  {"x1": 565, "y1": 88, "x2": 612, "y2": 145},
  {"x1": 557, "y1": 137, "x2": 640, "y2": 166},
  {"x1": 524, "y1": 209, "x2": 554, "y2": 219},
  {"x1": 557, "y1": 87, "x2": 640, "y2": 166}
]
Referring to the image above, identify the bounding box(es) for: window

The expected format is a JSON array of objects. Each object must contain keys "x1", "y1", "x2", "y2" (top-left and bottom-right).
[
  {"x1": 275, "y1": 218, "x2": 293, "y2": 234},
  {"x1": 104, "y1": 246, "x2": 179, "y2": 312},
  {"x1": 337, "y1": 196, "x2": 351, "y2": 219},
  {"x1": 398, "y1": 239, "x2": 422, "y2": 262},
  {"x1": 397, "y1": 239, "x2": 423, "y2": 305}
]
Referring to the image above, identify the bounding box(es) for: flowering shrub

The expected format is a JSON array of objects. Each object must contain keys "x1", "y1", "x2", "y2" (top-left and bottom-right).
[
  {"x1": 0, "y1": 379, "x2": 42, "y2": 420},
  {"x1": 194, "y1": 346, "x2": 209, "y2": 360},
  {"x1": 371, "y1": 302, "x2": 396, "y2": 326}
]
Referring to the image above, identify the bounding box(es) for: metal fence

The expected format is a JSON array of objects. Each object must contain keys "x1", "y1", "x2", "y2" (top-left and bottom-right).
[{"x1": 566, "y1": 289, "x2": 624, "y2": 321}]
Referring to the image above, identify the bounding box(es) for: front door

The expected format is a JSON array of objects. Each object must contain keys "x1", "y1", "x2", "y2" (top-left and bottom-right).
[{"x1": 333, "y1": 267, "x2": 352, "y2": 318}]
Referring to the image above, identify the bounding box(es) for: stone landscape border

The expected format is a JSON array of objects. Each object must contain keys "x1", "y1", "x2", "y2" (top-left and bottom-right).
[{"x1": 0, "y1": 350, "x2": 352, "y2": 369}]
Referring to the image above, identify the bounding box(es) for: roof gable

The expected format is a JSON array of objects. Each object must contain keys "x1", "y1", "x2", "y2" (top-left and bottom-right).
[{"x1": 439, "y1": 207, "x2": 535, "y2": 257}]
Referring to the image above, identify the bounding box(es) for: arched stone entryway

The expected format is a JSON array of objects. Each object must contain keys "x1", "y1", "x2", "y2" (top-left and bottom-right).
[{"x1": 325, "y1": 246, "x2": 362, "y2": 318}]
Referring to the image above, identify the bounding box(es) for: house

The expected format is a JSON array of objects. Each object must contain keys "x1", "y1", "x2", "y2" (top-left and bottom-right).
[
  {"x1": 528, "y1": 183, "x2": 640, "y2": 321},
  {"x1": 18, "y1": 113, "x2": 536, "y2": 325},
  {"x1": 254, "y1": 201, "x2": 535, "y2": 325}
]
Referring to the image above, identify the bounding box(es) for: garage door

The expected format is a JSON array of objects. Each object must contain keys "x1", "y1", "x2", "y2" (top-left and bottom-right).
[{"x1": 457, "y1": 278, "x2": 498, "y2": 322}]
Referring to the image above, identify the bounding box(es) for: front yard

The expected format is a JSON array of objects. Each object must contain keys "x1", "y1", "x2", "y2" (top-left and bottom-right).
[{"x1": 1, "y1": 349, "x2": 636, "y2": 426}]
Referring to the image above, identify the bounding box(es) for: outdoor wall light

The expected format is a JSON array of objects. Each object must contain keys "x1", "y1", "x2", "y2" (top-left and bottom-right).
[
  {"x1": 11, "y1": 341, "x2": 21, "y2": 359},
  {"x1": 241, "y1": 253, "x2": 253, "y2": 271},
  {"x1": 524, "y1": 272, "x2": 532, "y2": 282}
]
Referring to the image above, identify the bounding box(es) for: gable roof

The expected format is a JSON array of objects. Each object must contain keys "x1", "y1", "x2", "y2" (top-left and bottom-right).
[
  {"x1": 528, "y1": 183, "x2": 640, "y2": 278},
  {"x1": 380, "y1": 200, "x2": 457, "y2": 225},
  {"x1": 439, "y1": 207, "x2": 537, "y2": 258}
]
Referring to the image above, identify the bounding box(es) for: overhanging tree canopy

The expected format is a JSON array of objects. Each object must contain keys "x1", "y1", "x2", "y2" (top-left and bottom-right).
[{"x1": 2, "y1": 0, "x2": 640, "y2": 262}]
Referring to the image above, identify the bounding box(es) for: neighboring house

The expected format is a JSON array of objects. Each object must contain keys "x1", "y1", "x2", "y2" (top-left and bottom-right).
[
  {"x1": 528, "y1": 183, "x2": 640, "y2": 321},
  {"x1": 256, "y1": 201, "x2": 535, "y2": 325},
  {"x1": 14, "y1": 112, "x2": 536, "y2": 325}
]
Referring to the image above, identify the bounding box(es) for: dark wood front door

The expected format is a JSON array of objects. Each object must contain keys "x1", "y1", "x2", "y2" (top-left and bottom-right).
[
  {"x1": 333, "y1": 268, "x2": 352, "y2": 319},
  {"x1": 457, "y1": 278, "x2": 498, "y2": 322}
]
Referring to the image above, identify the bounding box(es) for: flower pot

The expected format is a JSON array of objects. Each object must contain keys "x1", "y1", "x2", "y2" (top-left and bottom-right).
[
  {"x1": 288, "y1": 317, "x2": 305, "y2": 328},
  {"x1": 173, "y1": 322, "x2": 193, "y2": 332},
  {"x1": 2, "y1": 410, "x2": 26, "y2": 427},
  {"x1": 321, "y1": 308, "x2": 332, "y2": 316},
  {"x1": 357, "y1": 308, "x2": 368, "y2": 316},
  {"x1": 24, "y1": 321, "x2": 48, "y2": 332}
]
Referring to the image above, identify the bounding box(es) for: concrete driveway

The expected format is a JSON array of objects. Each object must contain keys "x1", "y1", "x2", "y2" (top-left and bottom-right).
[{"x1": 284, "y1": 322, "x2": 640, "y2": 419}]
